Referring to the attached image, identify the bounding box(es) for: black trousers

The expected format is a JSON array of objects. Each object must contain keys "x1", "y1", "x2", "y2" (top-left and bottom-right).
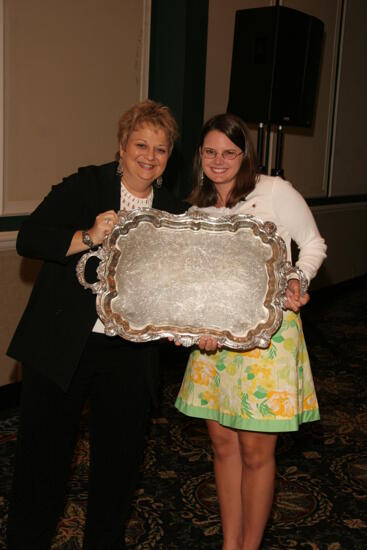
[{"x1": 6, "y1": 333, "x2": 156, "y2": 550}]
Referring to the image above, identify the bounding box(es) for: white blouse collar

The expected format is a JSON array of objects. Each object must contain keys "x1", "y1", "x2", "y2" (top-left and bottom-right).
[{"x1": 120, "y1": 180, "x2": 154, "y2": 211}]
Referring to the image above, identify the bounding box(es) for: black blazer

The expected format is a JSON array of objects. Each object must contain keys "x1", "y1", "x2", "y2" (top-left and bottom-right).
[{"x1": 7, "y1": 161, "x2": 187, "y2": 391}]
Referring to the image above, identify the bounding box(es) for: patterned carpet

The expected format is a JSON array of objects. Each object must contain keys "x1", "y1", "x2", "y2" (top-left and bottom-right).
[{"x1": 0, "y1": 276, "x2": 367, "y2": 549}]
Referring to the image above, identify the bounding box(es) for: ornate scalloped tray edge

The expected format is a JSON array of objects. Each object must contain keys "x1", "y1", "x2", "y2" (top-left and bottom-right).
[{"x1": 76, "y1": 208, "x2": 307, "y2": 350}]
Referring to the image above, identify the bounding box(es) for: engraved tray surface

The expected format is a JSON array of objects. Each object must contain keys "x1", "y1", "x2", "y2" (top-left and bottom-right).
[{"x1": 76, "y1": 208, "x2": 305, "y2": 350}]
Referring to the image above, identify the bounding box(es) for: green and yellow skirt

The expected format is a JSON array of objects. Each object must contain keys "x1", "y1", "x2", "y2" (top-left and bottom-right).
[{"x1": 175, "y1": 311, "x2": 319, "y2": 432}]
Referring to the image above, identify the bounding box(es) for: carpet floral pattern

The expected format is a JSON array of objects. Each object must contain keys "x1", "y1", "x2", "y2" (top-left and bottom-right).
[{"x1": 0, "y1": 277, "x2": 367, "y2": 549}]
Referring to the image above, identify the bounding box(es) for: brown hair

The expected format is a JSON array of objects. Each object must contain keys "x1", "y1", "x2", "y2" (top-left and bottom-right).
[
  {"x1": 116, "y1": 99, "x2": 179, "y2": 159},
  {"x1": 188, "y1": 113, "x2": 258, "y2": 208}
]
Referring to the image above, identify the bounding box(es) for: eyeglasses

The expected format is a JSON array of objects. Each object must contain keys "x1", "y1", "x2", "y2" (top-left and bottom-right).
[{"x1": 202, "y1": 147, "x2": 244, "y2": 161}]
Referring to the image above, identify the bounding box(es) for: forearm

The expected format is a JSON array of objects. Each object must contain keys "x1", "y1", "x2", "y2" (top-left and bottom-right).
[
  {"x1": 296, "y1": 237, "x2": 327, "y2": 283},
  {"x1": 273, "y1": 179, "x2": 327, "y2": 282},
  {"x1": 66, "y1": 230, "x2": 92, "y2": 256}
]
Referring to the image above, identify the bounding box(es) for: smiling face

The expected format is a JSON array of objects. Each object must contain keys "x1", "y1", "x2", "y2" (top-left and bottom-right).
[
  {"x1": 120, "y1": 124, "x2": 169, "y2": 197},
  {"x1": 201, "y1": 130, "x2": 244, "y2": 203}
]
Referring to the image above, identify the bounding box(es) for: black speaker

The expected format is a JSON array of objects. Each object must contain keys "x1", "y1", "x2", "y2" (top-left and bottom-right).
[{"x1": 227, "y1": 6, "x2": 324, "y2": 127}]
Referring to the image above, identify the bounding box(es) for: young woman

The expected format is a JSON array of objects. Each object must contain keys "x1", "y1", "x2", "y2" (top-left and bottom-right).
[{"x1": 175, "y1": 113, "x2": 327, "y2": 550}]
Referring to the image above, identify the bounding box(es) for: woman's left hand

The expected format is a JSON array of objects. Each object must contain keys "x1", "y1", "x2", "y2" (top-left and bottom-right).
[
  {"x1": 284, "y1": 278, "x2": 310, "y2": 312},
  {"x1": 198, "y1": 335, "x2": 221, "y2": 352}
]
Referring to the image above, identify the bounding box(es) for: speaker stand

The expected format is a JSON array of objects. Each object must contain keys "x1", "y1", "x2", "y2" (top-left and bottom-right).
[
  {"x1": 271, "y1": 125, "x2": 284, "y2": 178},
  {"x1": 256, "y1": 122, "x2": 266, "y2": 174},
  {"x1": 256, "y1": 123, "x2": 285, "y2": 178}
]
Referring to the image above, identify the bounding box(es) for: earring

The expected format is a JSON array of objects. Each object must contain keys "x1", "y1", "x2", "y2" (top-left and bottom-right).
[
  {"x1": 116, "y1": 158, "x2": 123, "y2": 176},
  {"x1": 155, "y1": 176, "x2": 163, "y2": 188},
  {"x1": 199, "y1": 168, "x2": 204, "y2": 187}
]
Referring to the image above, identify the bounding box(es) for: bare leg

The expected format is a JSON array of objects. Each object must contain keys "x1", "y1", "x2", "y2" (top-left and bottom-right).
[
  {"x1": 206, "y1": 420, "x2": 243, "y2": 550},
  {"x1": 238, "y1": 431, "x2": 278, "y2": 550}
]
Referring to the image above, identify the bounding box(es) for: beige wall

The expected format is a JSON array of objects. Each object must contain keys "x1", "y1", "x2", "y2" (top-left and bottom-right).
[
  {"x1": 0, "y1": 0, "x2": 149, "y2": 386},
  {"x1": 311, "y1": 204, "x2": 367, "y2": 289},
  {"x1": 331, "y1": 0, "x2": 367, "y2": 196},
  {"x1": 3, "y1": 0, "x2": 149, "y2": 214},
  {"x1": 0, "y1": 243, "x2": 40, "y2": 386}
]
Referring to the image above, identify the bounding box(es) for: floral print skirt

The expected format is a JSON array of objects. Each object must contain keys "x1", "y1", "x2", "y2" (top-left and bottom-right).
[{"x1": 175, "y1": 311, "x2": 320, "y2": 432}]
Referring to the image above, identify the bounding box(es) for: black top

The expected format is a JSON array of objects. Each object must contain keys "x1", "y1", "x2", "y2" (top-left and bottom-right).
[{"x1": 7, "y1": 161, "x2": 187, "y2": 391}]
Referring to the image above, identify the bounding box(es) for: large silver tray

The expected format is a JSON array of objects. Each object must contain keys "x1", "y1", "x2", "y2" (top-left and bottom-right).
[{"x1": 76, "y1": 208, "x2": 307, "y2": 350}]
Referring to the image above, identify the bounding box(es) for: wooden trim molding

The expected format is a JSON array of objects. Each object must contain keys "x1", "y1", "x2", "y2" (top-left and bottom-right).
[
  {"x1": 307, "y1": 194, "x2": 367, "y2": 207},
  {"x1": 0, "y1": 230, "x2": 17, "y2": 250}
]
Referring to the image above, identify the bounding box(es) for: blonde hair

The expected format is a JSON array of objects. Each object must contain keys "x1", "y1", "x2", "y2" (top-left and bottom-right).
[{"x1": 116, "y1": 99, "x2": 179, "y2": 159}]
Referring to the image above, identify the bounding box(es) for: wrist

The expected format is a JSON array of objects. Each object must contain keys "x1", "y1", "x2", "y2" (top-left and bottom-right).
[{"x1": 81, "y1": 230, "x2": 95, "y2": 249}]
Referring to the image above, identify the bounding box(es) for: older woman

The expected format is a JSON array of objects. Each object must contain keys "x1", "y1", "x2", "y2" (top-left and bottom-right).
[
  {"x1": 6, "y1": 100, "x2": 186, "y2": 550},
  {"x1": 175, "y1": 113, "x2": 327, "y2": 550}
]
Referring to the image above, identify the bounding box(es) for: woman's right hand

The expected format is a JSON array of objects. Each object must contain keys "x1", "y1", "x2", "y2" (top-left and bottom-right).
[
  {"x1": 284, "y1": 278, "x2": 310, "y2": 313},
  {"x1": 88, "y1": 210, "x2": 119, "y2": 246},
  {"x1": 66, "y1": 210, "x2": 119, "y2": 256}
]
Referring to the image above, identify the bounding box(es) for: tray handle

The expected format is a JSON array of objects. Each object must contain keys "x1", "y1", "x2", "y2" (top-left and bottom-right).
[
  {"x1": 76, "y1": 247, "x2": 108, "y2": 294},
  {"x1": 277, "y1": 262, "x2": 309, "y2": 309}
]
